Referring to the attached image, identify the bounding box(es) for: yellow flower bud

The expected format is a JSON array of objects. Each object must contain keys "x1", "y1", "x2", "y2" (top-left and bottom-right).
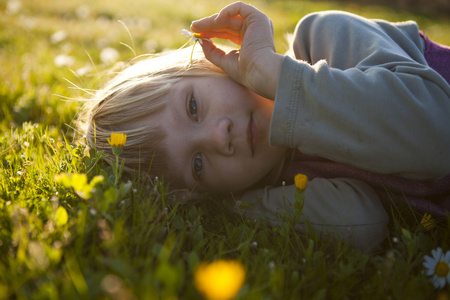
[{"x1": 294, "y1": 173, "x2": 308, "y2": 190}]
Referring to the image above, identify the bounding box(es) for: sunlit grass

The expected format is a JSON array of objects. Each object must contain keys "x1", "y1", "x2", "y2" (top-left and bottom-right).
[{"x1": 1, "y1": 0, "x2": 449, "y2": 298}]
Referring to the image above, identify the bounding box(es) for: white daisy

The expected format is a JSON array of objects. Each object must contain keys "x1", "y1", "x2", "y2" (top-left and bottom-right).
[
  {"x1": 180, "y1": 29, "x2": 210, "y2": 64},
  {"x1": 180, "y1": 29, "x2": 207, "y2": 44},
  {"x1": 423, "y1": 247, "x2": 450, "y2": 289}
]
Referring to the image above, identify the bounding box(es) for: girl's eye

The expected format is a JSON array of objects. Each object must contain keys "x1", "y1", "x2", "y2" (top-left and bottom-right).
[
  {"x1": 192, "y1": 154, "x2": 203, "y2": 178},
  {"x1": 189, "y1": 97, "x2": 198, "y2": 120}
]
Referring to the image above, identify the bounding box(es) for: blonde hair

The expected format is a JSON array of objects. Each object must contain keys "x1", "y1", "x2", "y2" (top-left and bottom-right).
[{"x1": 80, "y1": 46, "x2": 227, "y2": 183}]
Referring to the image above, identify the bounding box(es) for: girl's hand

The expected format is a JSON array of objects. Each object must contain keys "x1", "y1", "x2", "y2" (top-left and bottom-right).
[{"x1": 191, "y1": 1, "x2": 283, "y2": 100}]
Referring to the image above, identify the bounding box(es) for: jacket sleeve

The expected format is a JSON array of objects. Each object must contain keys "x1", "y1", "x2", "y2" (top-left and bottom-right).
[
  {"x1": 234, "y1": 177, "x2": 389, "y2": 252},
  {"x1": 271, "y1": 11, "x2": 450, "y2": 180}
]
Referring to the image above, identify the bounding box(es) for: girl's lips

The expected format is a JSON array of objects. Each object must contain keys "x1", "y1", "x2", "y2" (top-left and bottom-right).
[{"x1": 247, "y1": 114, "x2": 258, "y2": 157}]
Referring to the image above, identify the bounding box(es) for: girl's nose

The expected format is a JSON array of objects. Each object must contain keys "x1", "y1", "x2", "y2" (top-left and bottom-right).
[{"x1": 203, "y1": 118, "x2": 234, "y2": 156}]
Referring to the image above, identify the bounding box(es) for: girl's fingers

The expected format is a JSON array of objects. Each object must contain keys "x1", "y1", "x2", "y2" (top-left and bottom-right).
[
  {"x1": 192, "y1": 2, "x2": 277, "y2": 98},
  {"x1": 200, "y1": 31, "x2": 242, "y2": 45},
  {"x1": 198, "y1": 27, "x2": 241, "y2": 38},
  {"x1": 199, "y1": 40, "x2": 228, "y2": 72},
  {"x1": 214, "y1": 2, "x2": 259, "y2": 24},
  {"x1": 213, "y1": 15, "x2": 244, "y2": 30},
  {"x1": 190, "y1": 14, "x2": 218, "y2": 31},
  {"x1": 200, "y1": 40, "x2": 239, "y2": 78},
  {"x1": 191, "y1": 15, "x2": 243, "y2": 33},
  {"x1": 192, "y1": 2, "x2": 269, "y2": 45}
]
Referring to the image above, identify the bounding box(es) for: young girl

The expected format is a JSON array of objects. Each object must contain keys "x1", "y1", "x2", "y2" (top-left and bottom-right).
[{"x1": 81, "y1": 2, "x2": 450, "y2": 252}]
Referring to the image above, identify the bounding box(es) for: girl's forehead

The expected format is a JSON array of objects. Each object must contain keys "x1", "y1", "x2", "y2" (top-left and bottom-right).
[{"x1": 148, "y1": 99, "x2": 191, "y2": 188}]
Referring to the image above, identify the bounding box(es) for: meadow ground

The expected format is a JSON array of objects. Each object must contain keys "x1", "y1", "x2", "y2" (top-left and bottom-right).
[{"x1": 1, "y1": 0, "x2": 450, "y2": 299}]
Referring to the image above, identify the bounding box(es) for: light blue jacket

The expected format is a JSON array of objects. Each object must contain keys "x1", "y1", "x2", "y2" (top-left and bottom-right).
[{"x1": 235, "y1": 11, "x2": 450, "y2": 252}]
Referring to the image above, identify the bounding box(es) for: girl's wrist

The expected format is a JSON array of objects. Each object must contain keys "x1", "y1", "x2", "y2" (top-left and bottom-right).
[{"x1": 250, "y1": 52, "x2": 284, "y2": 100}]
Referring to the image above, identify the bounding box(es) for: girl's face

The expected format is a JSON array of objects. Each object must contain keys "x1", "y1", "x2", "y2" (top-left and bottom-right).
[{"x1": 150, "y1": 76, "x2": 287, "y2": 194}]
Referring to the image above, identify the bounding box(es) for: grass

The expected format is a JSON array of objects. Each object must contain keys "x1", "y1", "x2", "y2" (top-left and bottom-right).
[{"x1": 1, "y1": 0, "x2": 450, "y2": 299}]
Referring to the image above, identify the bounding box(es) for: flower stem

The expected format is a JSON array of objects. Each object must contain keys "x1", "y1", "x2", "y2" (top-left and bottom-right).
[
  {"x1": 190, "y1": 40, "x2": 198, "y2": 64},
  {"x1": 114, "y1": 154, "x2": 119, "y2": 186}
]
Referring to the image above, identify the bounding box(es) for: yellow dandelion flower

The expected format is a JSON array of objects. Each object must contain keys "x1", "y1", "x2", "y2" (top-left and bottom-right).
[
  {"x1": 421, "y1": 213, "x2": 435, "y2": 231},
  {"x1": 107, "y1": 133, "x2": 127, "y2": 156},
  {"x1": 194, "y1": 260, "x2": 246, "y2": 300},
  {"x1": 107, "y1": 132, "x2": 127, "y2": 147},
  {"x1": 294, "y1": 173, "x2": 308, "y2": 190}
]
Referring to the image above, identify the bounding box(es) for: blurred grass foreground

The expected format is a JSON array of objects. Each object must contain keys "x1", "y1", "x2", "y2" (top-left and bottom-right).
[{"x1": 1, "y1": 0, "x2": 450, "y2": 299}]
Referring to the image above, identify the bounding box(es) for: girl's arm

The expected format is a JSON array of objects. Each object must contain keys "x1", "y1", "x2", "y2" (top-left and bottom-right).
[
  {"x1": 271, "y1": 11, "x2": 450, "y2": 180},
  {"x1": 234, "y1": 177, "x2": 389, "y2": 253}
]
